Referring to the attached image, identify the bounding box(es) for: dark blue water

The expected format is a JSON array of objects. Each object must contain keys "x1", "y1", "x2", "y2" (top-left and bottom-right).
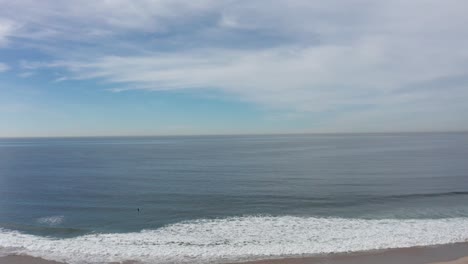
[{"x1": 1, "y1": 133, "x2": 468, "y2": 238}]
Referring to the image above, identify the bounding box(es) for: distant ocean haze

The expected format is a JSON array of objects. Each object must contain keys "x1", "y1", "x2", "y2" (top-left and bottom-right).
[{"x1": 1, "y1": 133, "x2": 468, "y2": 263}]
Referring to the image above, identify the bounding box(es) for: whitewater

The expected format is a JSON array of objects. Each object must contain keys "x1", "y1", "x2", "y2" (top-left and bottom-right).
[{"x1": 2, "y1": 216, "x2": 468, "y2": 264}]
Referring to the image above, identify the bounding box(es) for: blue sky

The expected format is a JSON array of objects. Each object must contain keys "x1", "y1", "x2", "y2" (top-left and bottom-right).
[{"x1": 1, "y1": 0, "x2": 468, "y2": 137}]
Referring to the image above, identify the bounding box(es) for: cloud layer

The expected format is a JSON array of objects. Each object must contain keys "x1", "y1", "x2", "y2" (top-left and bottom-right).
[{"x1": 2, "y1": 0, "x2": 468, "y2": 131}]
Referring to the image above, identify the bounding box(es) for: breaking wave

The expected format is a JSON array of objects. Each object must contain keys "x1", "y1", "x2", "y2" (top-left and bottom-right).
[
  {"x1": 2, "y1": 216, "x2": 468, "y2": 264},
  {"x1": 36, "y1": 216, "x2": 65, "y2": 226}
]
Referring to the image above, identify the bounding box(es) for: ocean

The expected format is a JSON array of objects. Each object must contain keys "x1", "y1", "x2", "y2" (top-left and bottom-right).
[{"x1": 1, "y1": 133, "x2": 468, "y2": 263}]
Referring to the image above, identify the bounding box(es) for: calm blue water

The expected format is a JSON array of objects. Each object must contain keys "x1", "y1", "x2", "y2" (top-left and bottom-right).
[{"x1": 1, "y1": 133, "x2": 468, "y2": 263}]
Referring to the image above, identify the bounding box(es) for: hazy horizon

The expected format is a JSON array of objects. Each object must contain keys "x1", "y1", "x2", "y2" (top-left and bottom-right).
[{"x1": 1, "y1": 130, "x2": 467, "y2": 139}]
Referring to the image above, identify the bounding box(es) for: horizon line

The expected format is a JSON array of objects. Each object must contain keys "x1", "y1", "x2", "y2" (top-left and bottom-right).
[{"x1": 1, "y1": 130, "x2": 467, "y2": 139}]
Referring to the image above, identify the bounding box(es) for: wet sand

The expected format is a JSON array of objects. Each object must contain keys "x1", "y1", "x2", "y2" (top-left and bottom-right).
[
  {"x1": 0, "y1": 255, "x2": 64, "y2": 264},
  {"x1": 0, "y1": 255, "x2": 138, "y2": 264},
  {"x1": 1, "y1": 242, "x2": 468, "y2": 264},
  {"x1": 240, "y1": 242, "x2": 468, "y2": 264}
]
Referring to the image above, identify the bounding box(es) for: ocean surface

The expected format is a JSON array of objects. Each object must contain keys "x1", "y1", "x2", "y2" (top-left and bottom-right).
[{"x1": 1, "y1": 133, "x2": 468, "y2": 263}]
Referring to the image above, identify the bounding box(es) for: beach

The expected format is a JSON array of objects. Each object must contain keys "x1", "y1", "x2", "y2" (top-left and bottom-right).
[{"x1": 2, "y1": 242, "x2": 468, "y2": 264}]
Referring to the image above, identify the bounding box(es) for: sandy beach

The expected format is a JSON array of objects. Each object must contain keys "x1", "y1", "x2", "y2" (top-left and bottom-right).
[{"x1": 2, "y1": 242, "x2": 468, "y2": 264}]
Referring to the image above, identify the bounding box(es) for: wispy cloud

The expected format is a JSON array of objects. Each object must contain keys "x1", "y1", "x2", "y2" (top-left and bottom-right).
[
  {"x1": 17, "y1": 71, "x2": 35, "y2": 78},
  {"x1": 0, "y1": 62, "x2": 10, "y2": 72},
  {"x1": 0, "y1": 0, "x2": 218, "y2": 44},
  {"x1": 0, "y1": 19, "x2": 15, "y2": 47},
  {"x1": 3, "y1": 0, "x2": 468, "y2": 131}
]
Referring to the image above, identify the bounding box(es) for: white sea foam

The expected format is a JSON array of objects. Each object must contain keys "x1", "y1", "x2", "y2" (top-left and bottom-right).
[
  {"x1": 2, "y1": 216, "x2": 468, "y2": 264},
  {"x1": 36, "y1": 216, "x2": 65, "y2": 226}
]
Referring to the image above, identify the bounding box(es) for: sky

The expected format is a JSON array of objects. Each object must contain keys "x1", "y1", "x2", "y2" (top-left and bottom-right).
[{"x1": 1, "y1": 0, "x2": 468, "y2": 137}]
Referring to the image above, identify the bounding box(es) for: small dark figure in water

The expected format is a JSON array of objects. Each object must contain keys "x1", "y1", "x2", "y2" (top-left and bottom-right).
[{"x1": 137, "y1": 208, "x2": 140, "y2": 213}]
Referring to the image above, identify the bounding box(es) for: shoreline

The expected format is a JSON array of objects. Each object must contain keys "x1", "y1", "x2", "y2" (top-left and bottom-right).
[
  {"x1": 237, "y1": 242, "x2": 468, "y2": 264},
  {"x1": 2, "y1": 242, "x2": 468, "y2": 264}
]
